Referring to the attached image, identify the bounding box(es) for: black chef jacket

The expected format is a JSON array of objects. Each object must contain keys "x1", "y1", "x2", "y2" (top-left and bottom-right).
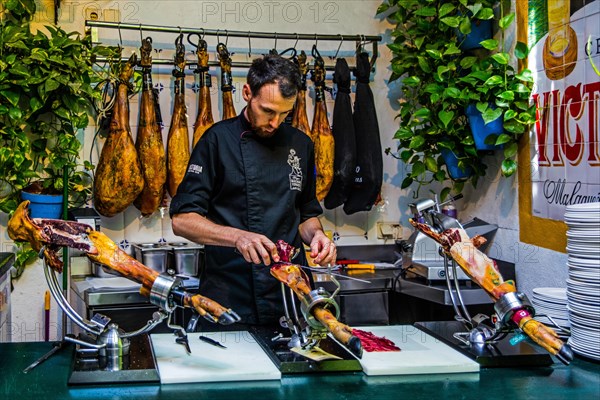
[{"x1": 170, "y1": 109, "x2": 322, "y2": 325}]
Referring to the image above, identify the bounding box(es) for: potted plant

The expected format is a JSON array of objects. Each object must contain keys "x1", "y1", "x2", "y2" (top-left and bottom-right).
[
  {"x1": 378, "y1": 0, "x2": 534, "y2": 199},
  {"x1": 0, "y1": 0, "x2": 118, "y2": 215},
  {"x1": 0, "y1": 0, "x2": 117, "y2": 275}
]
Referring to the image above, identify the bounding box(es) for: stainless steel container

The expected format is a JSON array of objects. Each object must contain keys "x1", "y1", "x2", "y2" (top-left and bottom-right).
[
  {"x1": 168, "y1": 242, "x2": 203, "y2": 277},
  {"x1": 132, "y1": 243, "x2": 170, "y2": 273},
  {"x1": 92, "y1": 261, "x2": 122, "y2": 278}
]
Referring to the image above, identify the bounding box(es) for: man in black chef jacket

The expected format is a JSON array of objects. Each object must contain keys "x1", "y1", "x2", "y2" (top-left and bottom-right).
[{"x1": 170, "y1": 54, "x2": 336, "y2": 329}]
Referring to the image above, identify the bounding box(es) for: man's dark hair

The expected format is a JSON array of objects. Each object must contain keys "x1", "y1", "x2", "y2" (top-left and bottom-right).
[{"x1": 247, "y1": 54, "x2": 301, "y2": 98}]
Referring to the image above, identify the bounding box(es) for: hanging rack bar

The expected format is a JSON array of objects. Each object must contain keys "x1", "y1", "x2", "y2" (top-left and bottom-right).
[
  {"x1": 85, "y1": 20, "x2": 382, "y2": 43},
  {"x1": 94, "y1": 56, "x2": 348, "y2": 72}
]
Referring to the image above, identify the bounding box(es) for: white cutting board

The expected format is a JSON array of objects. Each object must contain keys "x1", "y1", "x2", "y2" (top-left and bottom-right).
[
  {"x1": 357, "y1": 325, "x2": 480, "y2": 376},
  {"x1": 150, "y1": 331, "x2": 281, "y2": 384}
]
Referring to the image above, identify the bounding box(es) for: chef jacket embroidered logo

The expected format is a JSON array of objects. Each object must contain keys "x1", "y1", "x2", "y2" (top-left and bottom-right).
[
  {"x1": 188, "y1": 164, "x2": 203, "y2": 174},
  {"x1": 287, "y1": 149, "x2": 302, "y2": 191}
]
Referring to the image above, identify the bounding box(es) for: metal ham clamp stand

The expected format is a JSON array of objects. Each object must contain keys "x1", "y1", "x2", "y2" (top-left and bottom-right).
[
  {"x1": 402, "y1": 196, "x2": 573, "y2": 367},
  {"x1": 251, "y1": 241, "x2": 364, "y2": 373},
  {"x1": 8, "y1": 201, "x2": 239, "y2": 385}
]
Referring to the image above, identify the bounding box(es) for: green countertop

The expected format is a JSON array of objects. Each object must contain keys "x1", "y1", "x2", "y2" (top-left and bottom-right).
[{"x1": 0, "y1": 341, "x2": 598, "y2": 400}]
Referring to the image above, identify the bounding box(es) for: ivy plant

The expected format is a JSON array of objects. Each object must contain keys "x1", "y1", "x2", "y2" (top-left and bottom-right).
[
  {"x1": 0, "y1": 0, "x2": 119, "y2": 277},
  {"x1": 378, "y1": 0, "x2": 534, "y2": 199},
  {"x1": 0, "y1": 0, "x2": 117, "y2": 214}
]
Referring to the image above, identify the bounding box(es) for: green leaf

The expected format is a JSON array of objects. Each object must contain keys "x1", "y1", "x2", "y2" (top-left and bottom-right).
[
  {"x1": 476, "y1": 8, "x2": 494, "y2": 20},
  {"x1": 437, "y1": 65, "x2": 449, "y2": 76},
  {"x1": 444, "y1": 43, "x2": 461, "y2": 56},
  {"x1": 439, "y1": 110, "x2": 454, "y2": 128},
  {"x1": 414, "y1": 7, "x2": 436, "y2": 17},
  {"x1": 0, "y1": 90, "x2": 20, "y2": 107},
  {"x1": 409, "y1": 135, "x2": 426, "y2": 149},
  {"x1": 515, "y1": 42, "x2": 529, "y2": 59},
  {"x1": 504, "y1": 142, "x2": 518, "y2": 158},
  {"x1": 498, "y1": 90, "x2": 515, "y2": 101},
  {"x1": 495, "y1": 134, "x2": 512, "y2": 145},
  {"x1": 426, "y1": 49, "x2": 442, "y2": 60},
  {"x1": 491, "y1": 53, "x2": 510, "y2": 65},
  {"x1": 400, "y1": 150, "x2": 412, "y2": 163},
  {"x1": 460, "y1": 56, "x2": 477, "y2": 69},
  {"x1": 440, "y1": 187, "x2": 451, "y2": 200},
  {"x1": 482, "y1": 108, "x2": 503, "y2": 124},
  {"x1": 441, "y1": 17, "x2": 461, "y2": 28},
  {"x1": 444, "y1": 87, "x2": 461, "y2": 99},
  {"x1": 480, "y1": 39, "x2": 498, "y2": 50},
  {"x1": 401, "y1": 176, "x2": 413, "y2": 189},
  {"x1": 504, "y1": 110, "x2": 518, "y2": 120},
  {"x1": 501, "y1": 159, "x2": 517, "y2": 177},
  {"x1": 45, "y1": 78, "x2": 60, "y2": 93},
  {"x1": 484, "y1": 75, "x2": 503, "y2": 86},
  {"x1": 459, "y1": 18, "x2": 471, "y2": 35},
  {"x1": 417, "y1": 56, "x2": 431, "y2": 73},
  {"x1": 435, "y1": 170, "x2": 447, "y2": 182},
  {"x1": 403, "y1": 76, "x2": 421, "y2": 86},
  {"x1": 439, "y1": 4, "x2": 455, "y2": 17},
  {"x1": 410, "y1": 161, "x2": 426, "y2": 177},
  {"x1": 414, "y1": 36, "x2": 425, "y2": 50},
  {"x1": 499, "y1": 13, "x2": 515, "y2": 30},
  {"x1": 414, "y1": 108, "x2": 431, "y2": 118},
  {"x1": 516, "y1": 69, "x2": 534, "y2": 82},
  {"x1": 8, "y1": 107, "x2": 22, "y2": 119},
  {"x1": 424, "y1": 155, "x2": 438, "y2": 173}
]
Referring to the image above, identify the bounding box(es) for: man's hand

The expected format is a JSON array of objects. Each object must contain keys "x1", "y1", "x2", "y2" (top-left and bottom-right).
[
  {"x1": 235, "y1": 233, "x2": 280, "y2": 266},
  {"x1": 309, "y1": 231, "x2": 336, "y2": 266}
]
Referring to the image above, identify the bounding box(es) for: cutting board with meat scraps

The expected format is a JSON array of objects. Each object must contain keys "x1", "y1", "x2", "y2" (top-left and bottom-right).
[
  {"x1": 150, "y1": 331, "x2": 281, "y2": 384},
  {"x1": 357, "y1": 325, "x2": 479, "y2": 376}
]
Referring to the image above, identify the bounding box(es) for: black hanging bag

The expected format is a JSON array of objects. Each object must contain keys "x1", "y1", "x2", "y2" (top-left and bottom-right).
[
  {"x1": 324, "y1": 58, "x2": 356, "y2": 209},
  {"x1": 343, "y1": 52, "x2": 382, "y2": 215}
]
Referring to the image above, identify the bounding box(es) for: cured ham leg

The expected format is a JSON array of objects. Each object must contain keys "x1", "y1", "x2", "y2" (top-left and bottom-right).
[
  {"x1": 410, "y1": 219, "x2": 572, "y2": 363},
  {"x1": 192, "y1": 38, "x2": 214, "y2": 147},
  {"x1": 93, "y1": 54, "x2": 144, "y2": 217},
  {"x1": 270, "y1": 241, "x2": 362, "y2": 358},
  {"x1": 134, "y1": 37, "x2": 167, "y2": 216},
  {"x1": 291, "y1": 51, "x2": 312, "y2": 140},
  {"x1": 311, "y1": 51, "x2": 334, "y2": 201},
  {"x1": 8, "y1": 201, "x2": 240, "y2": 324},
  {"x1": 217, "y1": 43, "x2": 236, "y2": 120},
  {"x1": 166, "y1": 35, "x2": 191, "y2": 197}
]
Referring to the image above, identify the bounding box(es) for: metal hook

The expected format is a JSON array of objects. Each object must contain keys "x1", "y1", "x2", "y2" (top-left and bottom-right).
[
  {"x1": 248, "y1": 31, "x2": 252, "y2": 57},
  {"x1": 139, "y1": 23, "x2": 143, "y2": 43},
  {"x1": 333, "y1": 34, "x2": 344, "y2": 59},
  {"x1": 312, "y1": 44, "x2": 322, "y2": 60},
  {"x1": 117, "y1": 22, "x2": 123, "y2": 48},
  {"x1": 294, "y1": 33, "x2": 299, "y2": 50},
  {"x1": 314, "y1": 33, "x2": 318, "y2": 52},
  {"x1": 274, "y1": 32, "x2": 278, "y2": 53},
  {"x1": 178, "y1": 26, "x2": 182, "y2": 36},
  {"x1": 216, "y1": 29, "x2": 221, "y2": 45},
  {"x1": 225, "y1": 29, "x2": 229, "y2": 46}
]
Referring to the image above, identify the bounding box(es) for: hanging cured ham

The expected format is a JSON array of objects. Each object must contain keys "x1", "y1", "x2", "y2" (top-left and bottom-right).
[
  {"x1": 134, "y1": 37, "x2": 167, "y2": 216},
  {"x1": 324, "y1": 58, "x2": 356, "y2": 209},
  {"x1": 192, "y1": 38, "x2": 214, "y2": 147},
  {"x1": 217, "y1": 43, "x2": 237, "y2": 120},
  {"x1": 343, "y1": 52, "x2": 382, "y2": 215},
  {"x1": 93, "y1": 54, "x2": 144, "y2": 217},
  {"x1": 311, "y1": 47, "x2": 334, "y2": 201},
  {"x1": 166, "y1": 34, "x2": 190, "y2": 198},
  {"x1": 291, "y1": 51, "x2": 312, "y2": 140}
]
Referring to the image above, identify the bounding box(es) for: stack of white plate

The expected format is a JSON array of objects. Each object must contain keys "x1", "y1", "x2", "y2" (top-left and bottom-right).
[
  {"x1": 532, "y1": 287, "x2": 570, "y2": 331},
  {"x1": 564, "y1": 202, "x2": 600, "y2": 360}
]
